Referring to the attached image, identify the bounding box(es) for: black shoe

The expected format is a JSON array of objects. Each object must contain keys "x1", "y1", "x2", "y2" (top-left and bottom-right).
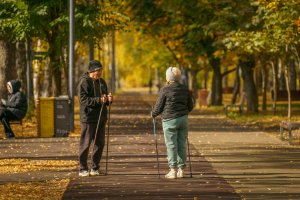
[{"x1": 4, "y1": 133, "x2": 15, "y2": 139}]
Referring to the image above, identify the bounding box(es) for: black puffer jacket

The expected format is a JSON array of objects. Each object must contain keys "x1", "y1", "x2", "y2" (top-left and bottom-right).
[
  {"x1": 152, "y1": 82, "x2": 193, "y2": 121},
  {"x1": 5, "y1": 80, "x2": 28, "y2": 120},
  {"x1": 77, "y1": 72, "x2": 110, "y2": 123}
]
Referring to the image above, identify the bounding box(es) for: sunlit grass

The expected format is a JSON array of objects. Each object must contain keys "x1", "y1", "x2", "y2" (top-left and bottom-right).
[{"x1": 198, "y1": 92, "x2": 300, "y2": 141}]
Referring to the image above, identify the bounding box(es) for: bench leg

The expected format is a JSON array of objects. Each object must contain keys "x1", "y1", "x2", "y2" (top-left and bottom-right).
[
  {"x1": 225, "y1": 107, "x2": 228, "y2": 117},
  {"x1": 22, "y1": 123, "x2": 23, "y2": 139},
  {"x1": 241, "y1": 107, "x2": 245, "y2": 116},
  {"x1": 288, "y1": 126, "x2": 292, "y2": 145},
  {"x1": 280, "y1": 126, "x2": 283, "y2": 140}
]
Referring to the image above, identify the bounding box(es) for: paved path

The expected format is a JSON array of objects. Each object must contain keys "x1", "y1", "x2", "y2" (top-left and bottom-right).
[
  {"x1": 2, "y1": 92, "x2": 300, "y2": 199},
  {"x1": 189, "y1": 115, "x2": 300, "y2": 200},
  {"x1": 62, "y1": 93, "x2": 240, "y2": 199}
]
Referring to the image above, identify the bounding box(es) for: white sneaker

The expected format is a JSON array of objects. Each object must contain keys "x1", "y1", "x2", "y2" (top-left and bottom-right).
[
  {"x1": 90, "y1": 169, "x2": 107, "y2": 176},
  {"x1": 177, "y1": 170, "x2": 185, "y2": 178},
  {"x1": 165, "y1": 171, "x2": 177, "y2": 179},
  {"x1": 79, "y1": 170, "x2": 89, "y2": 177}
]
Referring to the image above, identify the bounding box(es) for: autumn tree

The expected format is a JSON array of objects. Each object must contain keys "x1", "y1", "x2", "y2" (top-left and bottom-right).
[{"x1": 0, "y1": 0, "x2": 128, "y2": 97}]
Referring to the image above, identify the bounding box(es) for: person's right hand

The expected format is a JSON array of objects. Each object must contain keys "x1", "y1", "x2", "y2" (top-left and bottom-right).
[{"x1": 101, "y1": 95, "x2": 107, "y2": 104}]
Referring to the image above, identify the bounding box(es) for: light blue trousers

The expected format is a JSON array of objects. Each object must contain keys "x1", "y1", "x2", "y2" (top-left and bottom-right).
[{"x1": 162, "y1": 115, "x2": 188, "y2": 169}]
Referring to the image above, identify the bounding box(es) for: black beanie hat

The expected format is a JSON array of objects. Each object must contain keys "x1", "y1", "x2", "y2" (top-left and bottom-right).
[{"x1": 88, "y1": 60, "x2": 103, "y2": 72}]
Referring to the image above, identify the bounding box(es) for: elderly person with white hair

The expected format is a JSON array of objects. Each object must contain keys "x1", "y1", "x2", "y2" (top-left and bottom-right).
[{"x1": 151, "y1": 67, "x2": 193, "y2": 179}]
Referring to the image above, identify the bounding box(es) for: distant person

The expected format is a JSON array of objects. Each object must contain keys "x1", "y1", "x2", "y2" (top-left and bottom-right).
[
  {"x1": 149, "y1": 79, "x2": 152, "y2": 94},
  {"x1": 151, "y1": 67, "x2": 193, "y2": 179},
  {"x1": 179, "y1": 69, "x2": 188, "y2": 87},
  {"x1": 156, "y1": 82, "x2": 161, "y2": 93},
  {"x1": 0, "y1": 80, "x2": 27, "y2": 139},
  {"x1": 179, "y1": 69, "x2": 195, "y2": 105},
  {"x1": 77, "y1": 60, "x2": 113, "y2": 177}
]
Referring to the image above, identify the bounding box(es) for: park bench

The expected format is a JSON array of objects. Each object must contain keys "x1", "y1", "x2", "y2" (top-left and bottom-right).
[
  {"x1": 280, "y1": 120, "x2": 300, "y2": 145},
  {"x1": 0, "y1": 107, "x2": 23, "y2": 138},
  {"x1": 271, "y1": 90, "x2": 300, "y2": 102},
  {"x1": 224, "y1": 92, "x2": 246, "y2": 117},
  {"x1": 222, "y1": 87, "x2": 234, "y2": 94}
]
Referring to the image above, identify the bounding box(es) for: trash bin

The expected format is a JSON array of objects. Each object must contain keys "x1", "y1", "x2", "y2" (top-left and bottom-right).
[
  {"x1": 54, "y1": 96, "x2": 69, "y2": 137},
  {"x1": 37, "y1": 97, "x2": 55, "y2": 137},
  {"x1": 198, "y1": 90, "x2": 208, "y2": 107}
]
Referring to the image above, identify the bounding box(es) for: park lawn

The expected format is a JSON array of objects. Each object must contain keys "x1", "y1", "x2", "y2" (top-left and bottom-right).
[{"x1": 200, "y1": 92, "x2": 300, "y2": 143}]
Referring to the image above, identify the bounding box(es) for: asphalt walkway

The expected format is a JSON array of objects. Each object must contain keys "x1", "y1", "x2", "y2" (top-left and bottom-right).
[{"x1": 189, "y1": 115, "x2": 300, "y2": 199}]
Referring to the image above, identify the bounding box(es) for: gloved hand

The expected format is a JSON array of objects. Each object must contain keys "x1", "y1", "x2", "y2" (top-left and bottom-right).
[{"x1": 1, "y1": 99, "x2": 6, "y2": 106}]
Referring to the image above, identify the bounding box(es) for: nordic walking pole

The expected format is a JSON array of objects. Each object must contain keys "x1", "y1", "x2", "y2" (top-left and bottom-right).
[
  {"x1": 105, "y1": 92, "x2": 112, "y2": 175},
  {"x1": 152, "y1": 107, "x2": 160, "y2": 179},
  {"x1": 187, "y1": 137, "x2": 192, "y2": 178},
  {"x1": 88, "y1": 95, "x2": 105, "y2": 177}
]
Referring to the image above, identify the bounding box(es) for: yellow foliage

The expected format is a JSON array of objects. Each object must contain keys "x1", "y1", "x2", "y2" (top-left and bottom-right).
[
  {"x1": 0, "y1": 159, "x2": 78, "y2": 174},
  {"x1": 0, "y1": 179, "x2": 69, "y2": 200}
]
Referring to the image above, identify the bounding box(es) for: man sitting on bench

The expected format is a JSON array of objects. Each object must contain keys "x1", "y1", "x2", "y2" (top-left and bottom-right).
[{"x1": 0, "y1": 80, "x2": 27, "y2": 139}]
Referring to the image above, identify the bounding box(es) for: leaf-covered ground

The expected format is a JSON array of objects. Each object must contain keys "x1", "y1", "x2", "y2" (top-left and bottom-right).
[
  {"x1": 0, "y1": 179, "x2": 69, "y2": 200},
  {"x1": 0, "y1": 159, "x2": 78, "y2": 174}
]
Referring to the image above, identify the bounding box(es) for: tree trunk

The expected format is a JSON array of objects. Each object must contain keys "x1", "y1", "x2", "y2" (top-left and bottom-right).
[
  {"x1": 42, "y1": 58, "x2": 51, "y2": 97},
  {"x1": 46, "y1": 7, "x2": 61, "y2": 97},
  {"x1": 224, "y1": 66, "x2": 228, "y2": 87},
  {"x1": 204, "y1": 68, "x2": 207, "y2": 90},
  {"x1": 298, "y1": 71, "x2": 300, "y2": 90},
  {"x1": 61, "y1": 47, "x2": 68, "y2": 96},
  {"x1": 209, "y1": 56, "x2": 222, "y2": 105},
  {"x1": 285, "y1": 64, "x2": 291, "y2": 118},
  {"x1": 270, "y1": 61, "x2": 277, "y2": 115},
  {"x1": 33, "y1": 39, "x2": 41, "y2": 106},
  {"x1": 254, "y1": 61, "x2": 259, "y2": 94},
  {"x1": 188, "y1": 67, "x2": 198, "y2": 100},
  {"x1": 280, "y1": 72, "x2": 286, "y2": 90},
  {"x1": 102, "y1": 39, "x2": 106, "y2": 80},
  {"x1": 10, "y1": 40, "x2": 16, "y2": 80},
  {"x1": 231, "y1": 64, "x2": 240, "y2": 104},
  {"x1": 74, "y1": 54, "x2": 83, "y2": 95},
  {"x1": 16, "y1": 40, "x2": 27, "y2": 96},
  {"x1": 260, "y1": 56, "x2": 267, "y2": 115},
  {"x1": 0, "y1": 40, "x2": 14, "y2": 98},
  {"x1": 49, "y1": 50, "x2": 61, "y2": 97},
  {"x1": 285, "y1": 45, "x2": 291, "y2": 118},
  {"x1": 289, "y1": 58, "x2": 297, "y2": 90},
  {"x1": 273, "y1": 58, "x2": 279, "y2": 90},
  {"x1": 239, "y1": 59, "x2": 259, "y2": 113}
]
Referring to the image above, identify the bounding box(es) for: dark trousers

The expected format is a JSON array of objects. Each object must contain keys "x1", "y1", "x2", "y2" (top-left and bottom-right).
[
  {"x1": 79, "y1": 121, "x2": 106, "y2": 172},
  {"x1": 0, "y1": 109, "x2": 18, "y2": 136}
]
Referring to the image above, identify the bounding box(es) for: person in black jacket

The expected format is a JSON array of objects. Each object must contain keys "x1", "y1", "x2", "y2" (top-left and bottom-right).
[
  {"x1": 151, "y1": 67, "x2": 193, "y2": 179},
  {"x1": 0, "y1": 80, "x2": 27, "y2": 139},
  {"x1": 77, "y1": 60, "x2": 113, "y2": 177}
]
